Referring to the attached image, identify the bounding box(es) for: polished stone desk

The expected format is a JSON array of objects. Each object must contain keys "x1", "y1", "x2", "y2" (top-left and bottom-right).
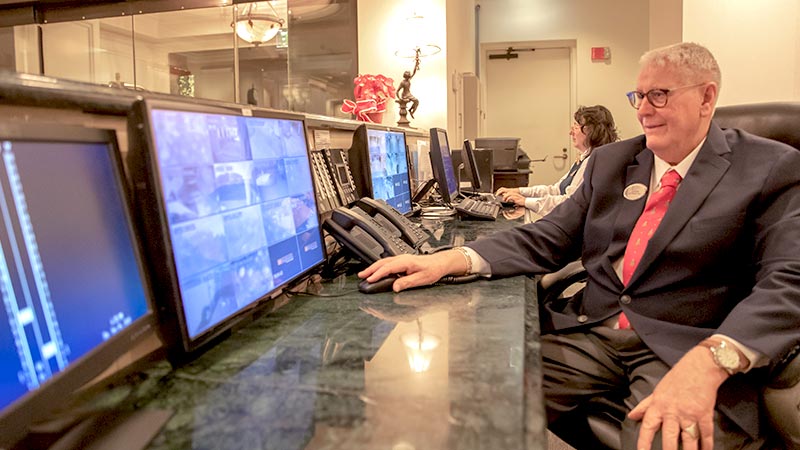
[{"x1": 99, "y1": 212, "x2": 546, "y2": 450}]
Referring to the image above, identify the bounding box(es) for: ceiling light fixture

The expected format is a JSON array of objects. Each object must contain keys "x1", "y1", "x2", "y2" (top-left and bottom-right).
[{"x1": 234, "y1": 1, "x2": 284, "y2": 46}]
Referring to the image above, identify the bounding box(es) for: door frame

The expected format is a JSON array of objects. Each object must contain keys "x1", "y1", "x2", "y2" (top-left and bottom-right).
[{"x1": 479, "y1": 39, "x2": 579, "y2": 161}]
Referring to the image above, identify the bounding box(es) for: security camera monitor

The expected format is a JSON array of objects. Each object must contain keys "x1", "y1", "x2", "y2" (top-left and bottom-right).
[
  {"x1": 348, "y1": 124, "x2": 413, "y2": 214},
  {"x1": 128, "y1": 98, "x2": 325, "y2": 360}
]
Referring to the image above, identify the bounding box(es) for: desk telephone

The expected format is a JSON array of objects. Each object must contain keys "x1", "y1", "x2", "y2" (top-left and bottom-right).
[
  {"x1": 323, "y1": 198, "x2": 481, "y2": 292},
  {"x1": 310, "y1": 148, "x2": 359, "y2": 214},
  {"x1": 355, "y1": 197, "x2": 429, "y2": 248},
  {"x1": 310, "y1": 150, "x2": 341, "y2": 214},
  {"x1": 324, "y1": 148, "x2": 359, "y2": 206},
  {"x1": 324, "y1": 206, "x2": 417, "y2": 263}
]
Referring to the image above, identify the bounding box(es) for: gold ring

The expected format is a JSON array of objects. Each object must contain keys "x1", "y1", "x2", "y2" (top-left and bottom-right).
[{"x1": 682, "y1": 423, "x2": 699, "y2": 439}]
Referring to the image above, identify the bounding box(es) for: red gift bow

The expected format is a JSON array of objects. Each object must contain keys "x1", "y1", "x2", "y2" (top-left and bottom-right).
[
  {"x1": 342, "y1": 74, "x2": 395, "y2": 122},
  {"x1": 341, "y1": 98, "x2": 388, "y2": 123}
]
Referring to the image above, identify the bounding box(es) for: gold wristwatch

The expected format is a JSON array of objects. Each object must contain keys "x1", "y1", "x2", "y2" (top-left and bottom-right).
[{"x1": 700, "y1": 339, "x2": 745, "y2": 375}]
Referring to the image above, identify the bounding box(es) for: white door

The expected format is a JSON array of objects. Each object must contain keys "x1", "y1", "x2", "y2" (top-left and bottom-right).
[{"x1": 485, "y1": 47, "x2": 572, "y2": 186}]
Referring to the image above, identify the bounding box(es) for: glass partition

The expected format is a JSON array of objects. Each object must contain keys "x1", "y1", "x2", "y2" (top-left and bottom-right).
[
  {"x1": 133, "y1": 7, "x2": 238, "y2": 101},
  {"x1": 1, "y1": 0, "x2": 357, "y2": 115}
]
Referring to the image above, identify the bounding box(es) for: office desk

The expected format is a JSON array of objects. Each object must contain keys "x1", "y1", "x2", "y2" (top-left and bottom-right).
[{"x1": 99, "y1": 215, "x2": 547, "y2": 450}]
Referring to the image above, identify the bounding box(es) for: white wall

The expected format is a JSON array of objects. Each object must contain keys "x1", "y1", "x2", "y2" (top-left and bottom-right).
[
  {"x1": 649, "y1": 0, "x2": 682, "y2": 49},
  {"x1": 446, "y1": 0, "x2": 476, "y2": 138},
  {"x1": 683, "y1": 0, "x2": 800, "y2": 105},
  {"x1": 475, "y1": 0, "x2": 650, "y2": 141},
  {"x1": 356, "y1": 0, "x2": 448, "y2": 131}
]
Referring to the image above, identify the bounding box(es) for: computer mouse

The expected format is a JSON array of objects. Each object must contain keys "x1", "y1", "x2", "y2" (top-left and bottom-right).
[{"x1": 358, "y1": 275, "x2": 400, "y2": 294}]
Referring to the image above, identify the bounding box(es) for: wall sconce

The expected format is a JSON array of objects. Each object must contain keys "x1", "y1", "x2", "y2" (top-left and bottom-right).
[
  {"x1": 234, "y1": 1, "x2": 285, "y2": 46},
  {"x1": 401, "y1": 319, "x2": 441, "y2": 373},
  {"x1": 394, "y1": 12, "x2": 441, "y2": 127}
]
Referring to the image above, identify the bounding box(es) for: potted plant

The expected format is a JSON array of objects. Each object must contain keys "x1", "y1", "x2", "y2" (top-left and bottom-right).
[{"x1": 341, "y1": 74, "x2": 396, "y2": 123}]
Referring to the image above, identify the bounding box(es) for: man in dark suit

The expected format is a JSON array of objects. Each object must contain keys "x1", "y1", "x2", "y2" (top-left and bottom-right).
[{"x1": 359, "y1": 42, "x2": 800, "y2": 449}]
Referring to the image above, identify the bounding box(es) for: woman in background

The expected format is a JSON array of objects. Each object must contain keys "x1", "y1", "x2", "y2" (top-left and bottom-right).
[{"x1": 497, "y1": 105, "x2": 619, "y2": 217}]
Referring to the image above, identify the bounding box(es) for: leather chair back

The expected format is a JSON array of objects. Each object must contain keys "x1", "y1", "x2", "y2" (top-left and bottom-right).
[
  {"x1": 713, "y1": 102, "x2": 800, "y2": 150},
  {"x1": 714, "y1": 101, "x2": 800, "y2": 448}
]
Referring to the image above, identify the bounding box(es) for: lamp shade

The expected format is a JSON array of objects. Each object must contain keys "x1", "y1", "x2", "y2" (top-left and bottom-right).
[
  {"x1": 234, "y1": 2, "x2": 284, "y2": 45},
  {"x1": 394, "y1": 13, "x2": 441, "y2": 61}
]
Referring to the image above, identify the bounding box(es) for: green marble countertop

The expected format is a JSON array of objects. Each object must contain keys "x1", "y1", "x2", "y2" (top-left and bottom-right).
[{"x1": 102, "y1": 214, "x2": 547, "y2": 450}]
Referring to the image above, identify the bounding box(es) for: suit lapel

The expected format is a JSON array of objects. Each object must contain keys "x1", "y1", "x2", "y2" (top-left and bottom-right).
[{"x1": 626, "y1": 124, "x2": 732, "y2": 288}]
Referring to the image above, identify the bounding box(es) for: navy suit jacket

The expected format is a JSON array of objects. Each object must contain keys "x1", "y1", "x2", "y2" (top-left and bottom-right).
[{"x1": 467, "y1": 122, "x2": 800, "y2": 437}]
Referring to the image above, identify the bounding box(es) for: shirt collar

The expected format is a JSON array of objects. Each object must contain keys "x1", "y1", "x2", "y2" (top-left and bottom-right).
[{"x1": 651, "y1": 137, "x2": 706, "y2": 188}]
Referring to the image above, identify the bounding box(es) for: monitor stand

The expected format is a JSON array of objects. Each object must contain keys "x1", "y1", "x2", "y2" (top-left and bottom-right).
[
  {"x1": 411, "y1": 178, "x2": 437, "y2": 203},
  {"x1": 18, "y1": 408, "x2": 172, "y2": 450}
]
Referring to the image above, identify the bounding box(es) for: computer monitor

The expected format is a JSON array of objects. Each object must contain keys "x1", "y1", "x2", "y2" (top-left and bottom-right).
[
  {"x1": 348, "y1": 124, "x2": 413, "y2": 214},
  {"x1": 127, "y1": 98, "x2": 326, "y2": 361},
  {"x1": 0, "y1": 123, "x2": 157, "y2": 447},
  {"x1": 461, "y1": 139, "x2": 482, "y2": 191},
  {"x1": 475, "y1": 137, "x2": 520, "y2": 171},
  {"x1": 428, "y1": 128, "x2": 460, "y2": 204}
]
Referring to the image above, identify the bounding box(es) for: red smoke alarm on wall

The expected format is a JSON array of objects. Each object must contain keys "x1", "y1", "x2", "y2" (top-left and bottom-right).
[{"x1": 591, "y1": 47, "x2": 610, "y2": 61}]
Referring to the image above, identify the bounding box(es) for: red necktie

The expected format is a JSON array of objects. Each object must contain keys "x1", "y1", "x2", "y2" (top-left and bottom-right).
[{"x1": 618, "y1": 169, "x2": 682, "y2": 329}]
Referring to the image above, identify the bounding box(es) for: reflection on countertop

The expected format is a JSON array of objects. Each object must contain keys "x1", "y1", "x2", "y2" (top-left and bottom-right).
[{"x1": 99, "y1": 217, "x2": 546, "y2": 450}]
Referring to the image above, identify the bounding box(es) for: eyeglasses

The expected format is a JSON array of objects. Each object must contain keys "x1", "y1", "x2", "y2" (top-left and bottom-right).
[
  {"x1": 571, "y1": 122, "x2": 588, "y2": 133},
  {"x1": 626, "y1": 83, "x2": 706, "y2": 109}
]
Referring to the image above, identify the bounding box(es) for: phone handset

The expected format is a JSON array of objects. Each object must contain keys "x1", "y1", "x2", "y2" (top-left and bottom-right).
[
  {"x1": 355, "y1": 197, "x2": 429, "y2": 248},
  {"x1": 323, "y1": 207, "x2": 417, "y2": 264}
]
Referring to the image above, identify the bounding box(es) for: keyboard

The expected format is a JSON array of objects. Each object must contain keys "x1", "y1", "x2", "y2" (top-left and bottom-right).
[
  {"x1": 455, "y1": 197, "x2": 500, "y2": 221},
  {"x1": 478, "y1": 193, "x2": 516, "y2": 208}
]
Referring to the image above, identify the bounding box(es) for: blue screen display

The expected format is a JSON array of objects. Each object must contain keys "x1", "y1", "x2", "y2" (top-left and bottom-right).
[
  {"x1": 150, "y1": 110, "x2": 324, "y2": 338},
  {"x1": 366, "y1": 129, "x2": 411, "y2": 214},
  {"x1": 0, "y1": 139, "x2": 149, "y2": 411},
  {"x1": 436, "y1": 130, "x2": 459, "y2": 198}
]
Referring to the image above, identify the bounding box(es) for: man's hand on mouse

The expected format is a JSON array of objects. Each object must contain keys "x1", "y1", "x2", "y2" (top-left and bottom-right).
[{"x1": 357, "y1": 250, "x2": 468, "y2": 292}]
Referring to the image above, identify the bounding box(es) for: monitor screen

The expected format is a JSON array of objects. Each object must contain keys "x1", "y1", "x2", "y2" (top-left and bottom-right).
[
  {"x1": 366, "y1": 128, "x2": 412, "y2": 214},
  {"x1": 461, "y1": 139, "x2": 482, "y2": 191},
  {"x1": 428, "y1": 128, "x2": 460, "y2": 204},
  {"x1": 0, "y1": 124, "x2": 154, "y2": 446},
  {"x1": 130, "y1": 99, "x2": 325, "y2": 355}
]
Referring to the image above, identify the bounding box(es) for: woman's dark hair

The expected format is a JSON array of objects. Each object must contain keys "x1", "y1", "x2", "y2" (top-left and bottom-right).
[{"x1": 575, "y1": 105, "x2": 619, "y2": 149}]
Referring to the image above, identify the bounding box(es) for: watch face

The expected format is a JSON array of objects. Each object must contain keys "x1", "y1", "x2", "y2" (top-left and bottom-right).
[{"x1": 714, "y1": 343, "x2": 741, "y2": 371}]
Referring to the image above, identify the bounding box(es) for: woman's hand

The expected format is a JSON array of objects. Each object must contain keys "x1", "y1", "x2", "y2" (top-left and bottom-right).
[
  {"x1": 496, "y1": 187, "x2": 520, "y2": 198},
  {"x1": 503, "y1": 192, "x2": 527, "y2": 207}
]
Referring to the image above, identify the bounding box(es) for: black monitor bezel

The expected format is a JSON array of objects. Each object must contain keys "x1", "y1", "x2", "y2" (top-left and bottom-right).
[
  {"x1": 128, "y1": 98, "x2": 326, "y2": 362},
  {"x1": 0, "y1": 123, "x2": 157, "y2": 448},
  {"x1": 428, "y1": 128, "x2": 460, "y2": 205},
  {"x1": 348, "y1": 124, "x2": 413, "y2": 212},
  {"x1": 461, "y1": 139, "x2": 482, "y2": 191}
]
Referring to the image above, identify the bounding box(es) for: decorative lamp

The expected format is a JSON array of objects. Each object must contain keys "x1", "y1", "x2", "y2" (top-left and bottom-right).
[
  {"x1": 234, "y1": 1, "x2": 285, "y2": 46},
  {"x1": 394, "y1": 12, "x2": 440, "y2": 127}
]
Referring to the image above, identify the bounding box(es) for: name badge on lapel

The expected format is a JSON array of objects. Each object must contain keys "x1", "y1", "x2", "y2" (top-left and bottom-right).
[{"x1": 624, "y1": 183, "x2": 648, "y2": 201}]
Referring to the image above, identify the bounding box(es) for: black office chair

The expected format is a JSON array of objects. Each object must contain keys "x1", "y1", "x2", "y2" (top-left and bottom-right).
[{"x1": 539, "y1": 102, "x2": 800, "y2": 449}]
